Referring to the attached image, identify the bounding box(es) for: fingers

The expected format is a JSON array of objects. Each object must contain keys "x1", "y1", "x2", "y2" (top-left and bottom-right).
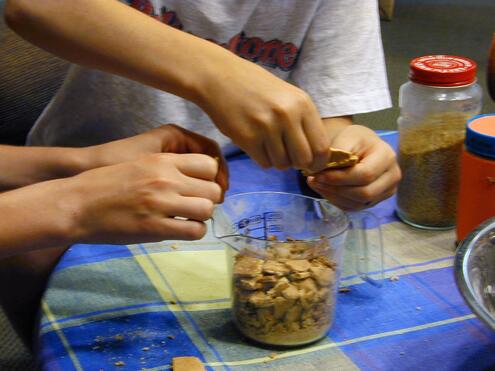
[
  {"x1": 214, "y1": 156, "x2": 229, "y2": 200},
  {"x1": 306, "y1": 128, "x2": 401, "y2": 211},
  {"x1": 177, "y1": 177, "x2": 223, "y2": 204},
  {"x1": 174, "y1": 153, "x2": 219, "y2": 181},
  {"x1": 157, "y1": 218, "x2": 207, "y2": 240},
  {"x1": 307, "y1": 160, "x2": 400, "y2": 211},
  {"x1": 165, "y1": 153, "x2": 224, "y2": 203},
  {"x1": 246, "y1": 142, "x2": 271, "y2": 169},
  {"x1": 313, "y1": 163, "x2": 378, "y2": 187},
  {"x1": 264, "y1": 135, "x2": 290, "y2": 170},
  {"x1": 302, "y1": 108, "x2": 330, "y2": 172},
  {"x1": 308, "y1": 176, "x2": 398, "y2": 211},
  {"x1": 282, "y1": 125, "x2": 313, "y2": 169},
  {"x1": 313, "y1": 144, "x2": 396, "y2": 187},
  {"x1": 156, "y1": 124, "x2": 230, "y2": 194},
  {"x1": 310, "y1": 189, "x2": 369, "y2": 211},
  {"x1": 142, "y1": 153, "x2": 223, "y2": 204},
  {"x1": 162, "y1": 196, "x2": 216, "y2": 221}
]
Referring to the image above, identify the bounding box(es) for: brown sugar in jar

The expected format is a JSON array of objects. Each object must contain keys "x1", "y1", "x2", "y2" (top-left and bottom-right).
[{"x1": 396, "y1": 55, "x2": 482, "y2": 230}]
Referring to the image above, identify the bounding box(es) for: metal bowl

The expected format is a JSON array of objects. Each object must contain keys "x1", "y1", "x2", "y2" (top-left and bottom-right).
[{"x1": 455, "y1": 217, "x2": 495, "y2": 331}]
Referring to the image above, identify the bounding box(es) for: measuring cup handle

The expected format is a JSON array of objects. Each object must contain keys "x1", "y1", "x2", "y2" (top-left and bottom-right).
[{"x1": 347, "y1": 211, "x2": 385, "y2": 287}]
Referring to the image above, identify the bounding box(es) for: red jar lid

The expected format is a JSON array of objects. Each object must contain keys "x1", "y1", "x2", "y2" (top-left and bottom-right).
[{"x1": 409, "y1": 55, "x2": 477, "y2": 87}]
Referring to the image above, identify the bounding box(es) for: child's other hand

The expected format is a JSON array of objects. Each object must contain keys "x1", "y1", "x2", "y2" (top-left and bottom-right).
[
  {"x1": 66, "y1": 153, "x2": 222, "y2": 244},
  {"x1": 307, "y1": 125, "x2": 401, "y2": 210},
  {"x1": 81, "y1": 124, "x2": 229, "y2": 198}
]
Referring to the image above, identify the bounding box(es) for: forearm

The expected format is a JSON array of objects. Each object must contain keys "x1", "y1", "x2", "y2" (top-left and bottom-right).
[
  {"x1": 0, "y1": 145, "x2": 91, "y2": 191},
  {"x1": 0, "y1": 179, "x2": 77, "y2": 257},
  {"x1": 5, "y1": 0, "x2": 232, "y2": 104}
]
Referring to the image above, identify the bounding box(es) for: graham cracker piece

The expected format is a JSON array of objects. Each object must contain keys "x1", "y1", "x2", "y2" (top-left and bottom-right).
[
  {"x1": 172, "y1": 356, "x2": 205, "y2": 371},
  {"x1": 302, "y1": 147, "x2": 359, "y2": 175}
]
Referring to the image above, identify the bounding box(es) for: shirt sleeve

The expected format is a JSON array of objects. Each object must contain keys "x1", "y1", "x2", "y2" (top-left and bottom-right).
[{"x1": 290, "y1": 0, "x2": 392, "y2": 118}]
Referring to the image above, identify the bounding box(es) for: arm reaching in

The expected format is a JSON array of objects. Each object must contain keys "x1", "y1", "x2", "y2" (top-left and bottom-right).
[
  {"x1": 0, "y1": 125, "x2": 227, "y2": 257},
  {"x1": 5, "y1": 0, "x2": 329, "y2": 171},
  {"x1": 0, "y1": 124, "x2": 228, "y2": 194}
]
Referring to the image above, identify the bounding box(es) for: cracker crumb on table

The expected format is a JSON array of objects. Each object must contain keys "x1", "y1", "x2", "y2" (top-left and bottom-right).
[{"x1": 172, "y1": 356, "x2": 205, "y2": 371}]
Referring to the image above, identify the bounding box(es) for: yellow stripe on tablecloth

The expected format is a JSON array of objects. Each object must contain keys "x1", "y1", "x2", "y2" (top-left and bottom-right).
[
  {"x1": 142, "y1": 314, "x2": 476, "y2": 371},
  {"x1": 41, "y1": 300, "x2": 84, "y2": 371},
  {"x1": 133, "y1": 254, "x2": 176, "y2": 302},
  {"x1": 137, "y1": 249, "x2": 230, "y2": 302},
  {"x1": 131, "y1": 247, "x2": 230, "y2": 370}
]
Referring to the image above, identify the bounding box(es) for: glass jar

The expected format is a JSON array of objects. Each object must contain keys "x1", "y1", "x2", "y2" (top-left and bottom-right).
[{"x1": 396, "y1": 55, "x2": 482, "y2": 230}]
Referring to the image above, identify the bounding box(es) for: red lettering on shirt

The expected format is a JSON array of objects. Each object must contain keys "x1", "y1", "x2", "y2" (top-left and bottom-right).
[
  {"x1": 160, "y1": 7, "x2": 183, "y2": 29},
  {"x1": 129, "y1": 0, "x2": 160, "y2": 21},
  {"x1": 259, "y1": 40, "x2": 283, "y2": 68},
  {"x1": 277, "y1": 43, "x2": 299, "y2": 71},
  {"x1": 127, "y1": 2, "x2": 299, "y2": 71},
  {"x1": 239, "y1": 37, "x2": 264, "y2": 61},
  {"x1": 227, "y1": 33, "x2": 243, "y2": 53}
]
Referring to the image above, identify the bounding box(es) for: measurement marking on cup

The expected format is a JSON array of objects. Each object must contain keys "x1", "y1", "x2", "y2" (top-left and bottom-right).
[
  {"x1": 263, "y1": 211, "x2": 283, "y2": 240},
  {"x1": 234, "y1": 212, "x2": 284, "y2": 240}
]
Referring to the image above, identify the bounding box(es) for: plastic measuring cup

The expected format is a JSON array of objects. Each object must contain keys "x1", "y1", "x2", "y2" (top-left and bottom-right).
[{"x1": 212, "y1": 191, "x2": 384, "y2": 346}]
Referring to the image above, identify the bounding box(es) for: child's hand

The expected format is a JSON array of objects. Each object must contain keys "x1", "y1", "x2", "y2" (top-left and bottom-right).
[
  {"x1": 65, "y1": 153, "x2": 222, "y2": 244},
  {"x1": 198, "y1": 55, "x2": 330, "y2": 172},
  {"x1": 81, "y1": 124, "x2": 229, "y2": 198},
  {"x1": 306, "y1": 125, "x2": 401, "y2": 210}
]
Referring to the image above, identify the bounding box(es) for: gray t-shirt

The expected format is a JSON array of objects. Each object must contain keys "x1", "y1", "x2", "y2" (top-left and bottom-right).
[{"x1": 27, "y1": 0, "x2": 391, "y2": 156}]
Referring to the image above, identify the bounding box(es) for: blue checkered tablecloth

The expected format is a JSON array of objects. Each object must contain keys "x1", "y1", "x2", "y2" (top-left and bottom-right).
[{"x1": 37, "y1": 132, "x2": 495, "y2": 370}]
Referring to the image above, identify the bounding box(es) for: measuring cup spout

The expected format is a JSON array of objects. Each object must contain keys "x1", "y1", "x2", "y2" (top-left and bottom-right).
[{"x1": 211, "y1": 206, "x2": 245, "y2": 251}]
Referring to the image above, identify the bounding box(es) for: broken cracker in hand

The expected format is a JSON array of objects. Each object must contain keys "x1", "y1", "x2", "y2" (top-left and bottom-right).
[{"x1": 302, "y1": 147, "x2": 359, "y2": 176}]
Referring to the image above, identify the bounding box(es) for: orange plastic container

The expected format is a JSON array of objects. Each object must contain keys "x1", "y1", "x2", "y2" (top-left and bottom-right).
[{"x1": 456, "y1": 114, "x2": 495, "y2": 242}]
